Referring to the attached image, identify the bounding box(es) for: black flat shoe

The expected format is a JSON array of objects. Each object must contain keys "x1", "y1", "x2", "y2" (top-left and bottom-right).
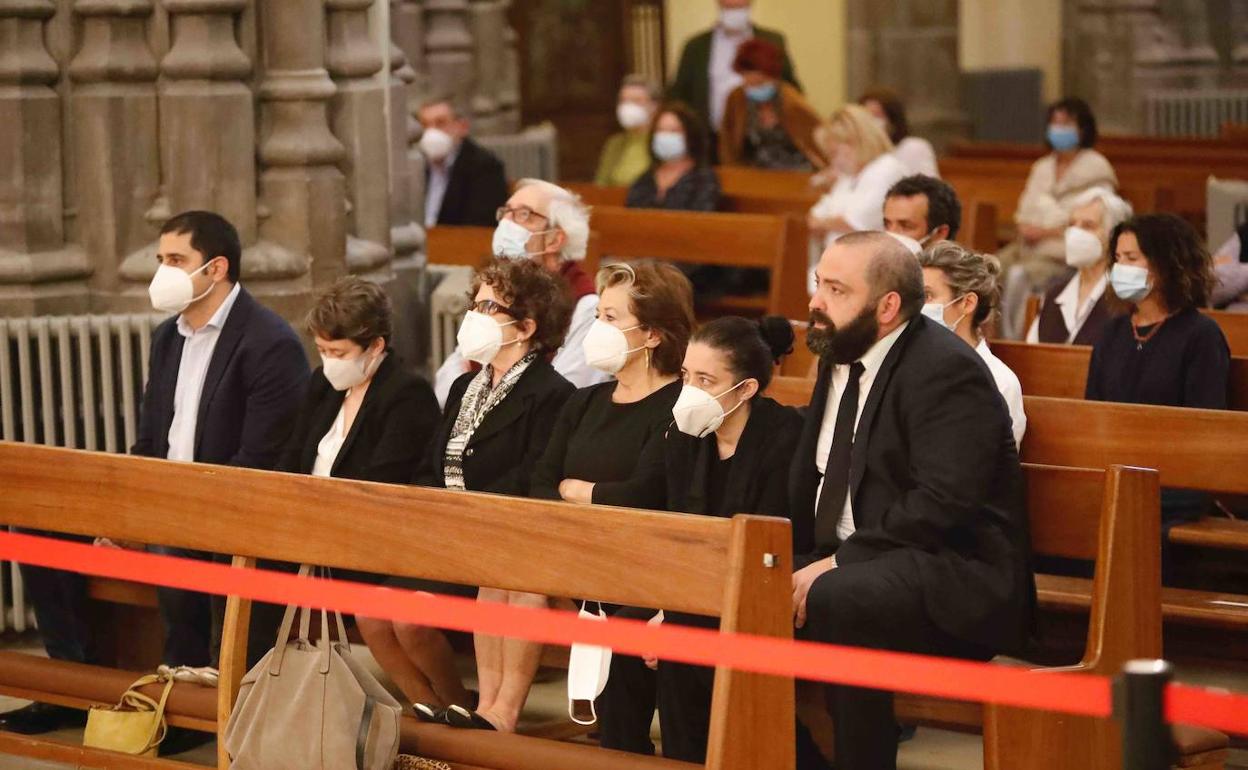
[
  {"x1": 0, "y1": 702, "x2": 85, "y2": 735},
  {"x1": 446, "y1": 705, "x2": 497, "y2": 731},
  {"x1": 412, "y1": 703, "x2": 449, "y2": 724}
]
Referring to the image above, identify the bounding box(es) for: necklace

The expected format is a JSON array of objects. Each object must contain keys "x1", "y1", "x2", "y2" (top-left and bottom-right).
[{"x1": 1131, "y1": 315, "x2": 1167, "y2": 351}]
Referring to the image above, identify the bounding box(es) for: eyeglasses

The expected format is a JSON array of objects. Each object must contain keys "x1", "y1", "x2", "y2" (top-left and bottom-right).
[
  {"x1": 495, "y1": 206, "x2": 548, "y2": 225},
  {"x1": 469, "y1": 299, "x2": 521, "y2": 319}
]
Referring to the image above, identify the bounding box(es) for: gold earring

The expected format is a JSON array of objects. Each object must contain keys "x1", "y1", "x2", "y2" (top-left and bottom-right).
[{"x1": 645, "y1": 347, "x2": 651, "y2": 371}]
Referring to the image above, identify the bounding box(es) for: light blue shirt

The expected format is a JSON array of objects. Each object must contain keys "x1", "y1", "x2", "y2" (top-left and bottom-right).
[
  {"x1": 167, "y1": 282, "x2": 241, "y2": 462},
  {"x1": 424, "y1": 144, "x2": 461, "y2": 228}
]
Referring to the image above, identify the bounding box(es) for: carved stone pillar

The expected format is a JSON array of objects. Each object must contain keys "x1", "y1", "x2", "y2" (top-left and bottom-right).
[
  {"x1": 392, "y1": 0, "x2": 426, "y2": 94},
  {"x1": 0, "y1": 0, "x2": 90, "y2": 315},
  {"x1": 326, "y1": 0, "x2": 392, "y2": 278},
  {"x1": 388, "y1": 31, "x2": 423, "y2": 268},
  {"x1": 423, "y1": 0, "x2": 473, "y2": 108},
  {"x1": 467, "y1": 0, "x2": 503, "y2": 134},
  {"x1": 256, "y1": 0, "x2": 347, "y2": 310},
  {"x1": 497, "y1": 0, "x2": 519, "y2": 132},
  {"x1": 68, "y1": 0, "x2": 162, "y2": 310}
]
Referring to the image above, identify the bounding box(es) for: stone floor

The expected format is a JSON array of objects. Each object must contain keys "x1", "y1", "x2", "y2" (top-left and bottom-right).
[{"x1": 0, "y1": 638, "x2": 1243, "y2": 769}]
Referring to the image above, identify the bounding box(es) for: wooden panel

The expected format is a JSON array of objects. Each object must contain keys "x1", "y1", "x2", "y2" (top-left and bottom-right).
[
  {"x1": 1205, "y1": 310, "x2": 1248, "y2": 358},
  {"x1": 1022, "y1": 465, "x2": 1108, "y2": 561},
  {"x1": 764, "y1": 375, "x2": 812, "y2": 407},
  {"x1": 991, "y1": 341, "x2": 1091, "y2": 401},
  {"x1": 590, "y1": 207, "x2": 785, "y2": 268},
  {"x1": 0, "y1": 732, "x2": 206, "y2": 770},
  {"x1": 0, "y1": 443, "x2": 756, "y2": 616},
  {"x1": 425, "y1": 226, "x2": 495, "y2": 268},
  {"x1": 1019, "y1": 396, "x2": 1248, "y2": 495},
  {"x1": 1169, "y1": 518, "x2": 1248, "y2": 550},
  {"x1": 715, "y1": 167, "x2": 820, "y2": 203}
]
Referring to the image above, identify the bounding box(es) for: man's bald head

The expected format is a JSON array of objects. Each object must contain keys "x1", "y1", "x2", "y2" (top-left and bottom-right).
[{"x1": 833, "y1": 231, "x2": 924, "y2": 318}]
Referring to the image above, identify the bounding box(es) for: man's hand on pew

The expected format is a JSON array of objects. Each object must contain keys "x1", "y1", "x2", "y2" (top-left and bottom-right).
[
  {"x1": 792, "y1": 555, "x2": 837, "y2": 630},
  {"x1": 94, "y1": 536, "x2": 146, "y2": 551}
]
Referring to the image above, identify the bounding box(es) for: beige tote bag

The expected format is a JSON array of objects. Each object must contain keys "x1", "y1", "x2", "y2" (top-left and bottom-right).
[{"x1": 224, "y1": 566, "x2": 401, "y2": 770}]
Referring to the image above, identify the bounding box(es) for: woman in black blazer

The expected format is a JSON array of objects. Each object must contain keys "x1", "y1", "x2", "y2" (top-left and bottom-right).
[
  {"x1": 599, "y1": 315, "x2": 803, "y2": 762},
  {"x1": 359, "y1": 257, "x2": 575, "y2": 728}
]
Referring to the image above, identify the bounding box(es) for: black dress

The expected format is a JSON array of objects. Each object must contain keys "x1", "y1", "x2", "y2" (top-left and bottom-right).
[
  {"x1": 530, "y1": 379, "x2": 681, "y2": 509},
  {"x1": 625, "y1": 166, "x2": 721, "y2": 212}
]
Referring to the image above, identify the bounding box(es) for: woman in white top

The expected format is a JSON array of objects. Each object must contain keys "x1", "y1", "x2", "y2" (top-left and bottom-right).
[
  {"x1": 807, "y1": 105, "x2": 909, "y2": 293},
  {"x1": 999, "y1": 98, "x2": 1118, "y2": 337},
  {"x1": 918, "y1": 241, "x2": 1027, "y2": 447},
  {"x1": 859, "y1": 88, "x2": 939, "y2": 178},
  {"x1": 1026, "y1": 187, "x2": 1132, "y2": 346}
]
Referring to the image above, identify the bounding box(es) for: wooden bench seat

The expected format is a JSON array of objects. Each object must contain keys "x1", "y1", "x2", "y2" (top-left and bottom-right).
[
  {"x1": 1037, "y1": 575, "x2": 1248, "y2": 628},
  {"x1": 0, "y1": 442, "x2": 794, "y2": 770}
]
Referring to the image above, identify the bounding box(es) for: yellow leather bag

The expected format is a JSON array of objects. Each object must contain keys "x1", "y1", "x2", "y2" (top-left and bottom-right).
[{"x1": 83, "y1": 673, "x2": 174, "y2": 757}]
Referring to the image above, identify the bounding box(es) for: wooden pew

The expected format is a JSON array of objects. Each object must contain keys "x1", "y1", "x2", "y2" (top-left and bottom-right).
[
  {"x1": 989, "y1": 340, "x2": 1248, "y2": 410},
  {"x1": 425, "y1": 225, "x2": 602, "y2": 277},
  {"x1": 0, "y1": 442, "x2": 794, "y2": 770},
  {"x1": 588, "y1": 206, "x2": 809, "y2": 320},
  {"x1": 1206, "y1": 309, "x2": 1248, "y2": 357}
]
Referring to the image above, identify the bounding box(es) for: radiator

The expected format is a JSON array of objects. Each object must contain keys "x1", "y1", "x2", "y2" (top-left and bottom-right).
[
  {"x1": 1143, "y1": 89, "x2": 1248, "y2": 137},
  {"x1": 0, "y1": 313, "x2": 165, "y2": 633},
  {"x1": 427, "y1": 266, "x2": 472, "y2": 374},
  {"x1": 477, "y1": 123, "x2": 559, "y2": 182}
]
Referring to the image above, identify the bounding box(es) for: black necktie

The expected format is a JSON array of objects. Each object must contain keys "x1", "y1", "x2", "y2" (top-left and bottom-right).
[{"x1": 814, "y1": 361, "x2": 865, "y2": 550}]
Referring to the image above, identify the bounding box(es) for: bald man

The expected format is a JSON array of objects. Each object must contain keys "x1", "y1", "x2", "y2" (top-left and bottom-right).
[{"x1": 789, "y1": 232, "x2": 1033, "y2": 770}]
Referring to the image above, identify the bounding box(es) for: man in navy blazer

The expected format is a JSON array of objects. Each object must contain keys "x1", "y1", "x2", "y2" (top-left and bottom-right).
[{"x1": 2, "y1": 211, "x2": 308, "y2": 737}]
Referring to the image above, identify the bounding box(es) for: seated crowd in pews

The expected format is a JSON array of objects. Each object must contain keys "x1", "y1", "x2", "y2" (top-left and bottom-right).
[{"x1": 2, "y1": 156, "x2": 1233, "y2": 768}]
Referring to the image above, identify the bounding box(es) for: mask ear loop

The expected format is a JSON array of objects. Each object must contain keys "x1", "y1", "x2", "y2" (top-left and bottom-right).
[{"x1": 186, "y1": 258, "x2": 221, "y2": 305}]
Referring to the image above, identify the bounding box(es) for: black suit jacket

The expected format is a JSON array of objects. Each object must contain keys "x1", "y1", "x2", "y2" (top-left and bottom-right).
[
  {"x1": 415, "y1": 360, "x2": 573, "y2": 496},
  {"x1": 790, "y1": 316, "x2": 1034, "y2": 652},
  {"x1": 276, "y1": 355, "x2": 440, "y2": 483},
  {"x1": 430, "y1": 138, "x2": 509, "y2": 227},
  {"x1": 665, "y1": 396, "x2": 802, "y2": 526},
  {"x1": 131, "y1": 287, "x2": 310, "y2": 470}
]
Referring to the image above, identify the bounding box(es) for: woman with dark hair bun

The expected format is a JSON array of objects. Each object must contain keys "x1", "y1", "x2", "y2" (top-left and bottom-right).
[{"x1": 600, "y1": 314, "x2": 804, "y2": 763}]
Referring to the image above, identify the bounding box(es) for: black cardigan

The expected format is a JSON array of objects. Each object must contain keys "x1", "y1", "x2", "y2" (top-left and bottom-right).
[
  {"x1": 277, "y1": 355, "x2": 440, "y2": 484},
  {"x1": 415, "y1": 359, "x2": 574, "y2": 495}
]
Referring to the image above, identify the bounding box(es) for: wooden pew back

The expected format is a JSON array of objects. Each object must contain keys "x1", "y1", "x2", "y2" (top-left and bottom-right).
[
  {"x1": 1206, "y1": 309, "x2": 1248, "y2": 357},
  {"x1": 989, "y1": 340, "x2": 1248, "y2": 410},
  {"x1": 0, "y1": 443, "x2": 795, "y2": 770}
]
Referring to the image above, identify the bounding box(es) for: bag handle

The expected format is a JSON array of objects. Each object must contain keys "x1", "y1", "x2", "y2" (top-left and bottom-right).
[
  {"x1": 270, "y1": 564, "x2": 315, "y2": 676},
  {"x1": 112, "y1": 673, "x2": 176, "y2": 753}
]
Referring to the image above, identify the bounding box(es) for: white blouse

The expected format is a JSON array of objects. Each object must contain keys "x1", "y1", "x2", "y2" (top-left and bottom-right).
[
  {"x1": 311, "y1": 404, "x2": 347, "y2": 478},
  {"x1": 893, "y1": 136, "x2": 939, "y2": 178},
  {"x1": 809, "y1": 153, "x2": 910, "y2": 248},
  {"x1": 976, "y1": 340, "x2": 1027, "y2": 448}
]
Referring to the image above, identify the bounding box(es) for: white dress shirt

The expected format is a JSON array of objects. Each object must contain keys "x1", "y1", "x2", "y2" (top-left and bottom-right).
[
  {"x1": 167, "y1": 282, "x2": 241, "y2": 462},
  {"x1": 311, "y1": 404, "x2": 346, "y2": 478},
  {"x1": 814, "y1": 321, "x2": 909, "y2": 542},
  {"x1": 708, "y1": 26, "x2": 749, "y2": 130},
  {"x1": 1024, "y1": 271, "x2": 1108, "y2": 344},
  {"x1": 433, "y1": 291, "x2": 609, "y2": 407},
  {"x1": 975, "y1": 339, "x2": 1027, "y2": 448},
  {"x1": 424, "y1": 144, "x2": 461, "y2": 228}
]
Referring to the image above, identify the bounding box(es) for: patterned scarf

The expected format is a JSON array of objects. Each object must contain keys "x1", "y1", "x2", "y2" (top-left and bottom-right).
[{"x1": 442, "y1": 352, "x2": 537, "y2": 490}]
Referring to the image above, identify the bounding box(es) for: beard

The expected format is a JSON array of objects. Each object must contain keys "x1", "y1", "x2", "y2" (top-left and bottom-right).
[{"x1": 807, "y1": 306, "x2": 880, "y2": 365}]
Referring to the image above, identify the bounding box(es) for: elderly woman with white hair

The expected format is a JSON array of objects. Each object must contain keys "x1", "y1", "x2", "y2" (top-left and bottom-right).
[
  {"x1": 1025, "y1": 186, "x2": 1133, "y2": 346},
  {"x1": 432, "y1": 178, "x2": 610, "y2": 406}
]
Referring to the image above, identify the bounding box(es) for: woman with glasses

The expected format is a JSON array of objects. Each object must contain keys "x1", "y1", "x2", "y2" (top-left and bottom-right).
[{"x1": 356, "y1": 257, "x2": 575, "y2": 729}]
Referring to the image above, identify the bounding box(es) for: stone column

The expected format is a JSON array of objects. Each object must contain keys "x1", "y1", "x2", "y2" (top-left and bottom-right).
[
  {"x1": 392, "y1": 0, "x2": 426, "y2": 94},
  {"x1": 326, "y1": 0, "x2": 393, "y2": 278},
  {"x1": 0, "y1": 0, "x2": 90, "y2": 315},
  {"x1": 255, "y1": 0, "x2": 348, "y2": 312},
  {"x1": 497, "y1": 0, "x2": 519, "y2": 132},
  {"x1": 423, "y1": 0, "x2": 472, "y2": 107},
  {"x1": 388, "y1": 32, "x2": 423, "y2": 268},
  {"x1": 467, "y1": 0, "x2": 503, "y2": 134},
  {"x1": 68, "y1": 0, "x2": 163, "y2": 311}
]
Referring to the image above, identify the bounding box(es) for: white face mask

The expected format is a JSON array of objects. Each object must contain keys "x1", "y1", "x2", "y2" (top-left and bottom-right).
[
  {"x1": 582, "y1": 319, "x2": 644, "y2": 374},
  {"x1": 320, "y1": 349, "x2": 379, "y2": 392},
  {"x1": 492, "y1": 217, "x2": 554, "y2": 260},
  {"x1": 456, "y1": 310, "x2": 518, "y2": 365},
  {"x1": 672, "y1": 380, "x2": 749, "y2": 438},
  {"x1": 419, "y1": 127, "x2": 454, "y2": 161},
  {"x1": 616, "y1": 102, "x2": 650, "y2": 130},
  {"x1": 719, "y1": 6, "x2": 750, "y2": 32},
  {"x1": 921, "y1": 296, "x2": 968, "y2": 331},
  {"x1": 567, "y1": 603, "x2": 611, "y2": 725},
  {"x1": 1064, "y1": 226, "x2": 1104, "y2": 269},
  {"x1": 148, "y1": 260, "x2": 217, "y2": 315}
]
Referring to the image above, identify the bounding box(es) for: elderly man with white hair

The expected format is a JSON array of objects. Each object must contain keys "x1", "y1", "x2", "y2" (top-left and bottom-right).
[
  {"x1": 1025, "y1": 186, "x2": 1133, "y2": 345},
  {"x1": 433, "y1": 178, "x2": 610, "y2": 406}
]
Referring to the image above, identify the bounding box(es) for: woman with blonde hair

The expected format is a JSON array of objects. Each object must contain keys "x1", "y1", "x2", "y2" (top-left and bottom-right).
[{"x1": 807, "y1": 104, "x2": 909, "y2": 249}]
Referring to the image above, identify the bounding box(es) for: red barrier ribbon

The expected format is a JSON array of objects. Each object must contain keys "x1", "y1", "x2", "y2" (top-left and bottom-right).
[{"x1": 1, "y1": 530, "x2": 1245, "y2": 735}]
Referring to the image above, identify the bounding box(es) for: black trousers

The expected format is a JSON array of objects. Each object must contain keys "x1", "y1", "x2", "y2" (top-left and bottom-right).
[
  {"x1": 595, "y1": 604, "x2": 657, "y2": 755},
  {"x1": 17, "y1": 530, "x2": 96, "y2": 664},
  {"x1": 797, "y1": 550, "x2": 994, "y2": 770}
]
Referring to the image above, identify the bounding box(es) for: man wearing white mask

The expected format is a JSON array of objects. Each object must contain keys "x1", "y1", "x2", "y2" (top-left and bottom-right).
[
  {"x1": 418, "y1": 95, "x2": 508, "y2": 228},
  {"x1": 1026, "y1": 186, "x2": 1132, "y2": 346},
  {"x1": 3, "y1": 211, "x2": 308, "y2": 744},
  {"x1": 432, "y1": 179, "x2": 609, "y2": 406},
  {"x1": 667, "y1": 0, "x2": 800, "y2": 157}
]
